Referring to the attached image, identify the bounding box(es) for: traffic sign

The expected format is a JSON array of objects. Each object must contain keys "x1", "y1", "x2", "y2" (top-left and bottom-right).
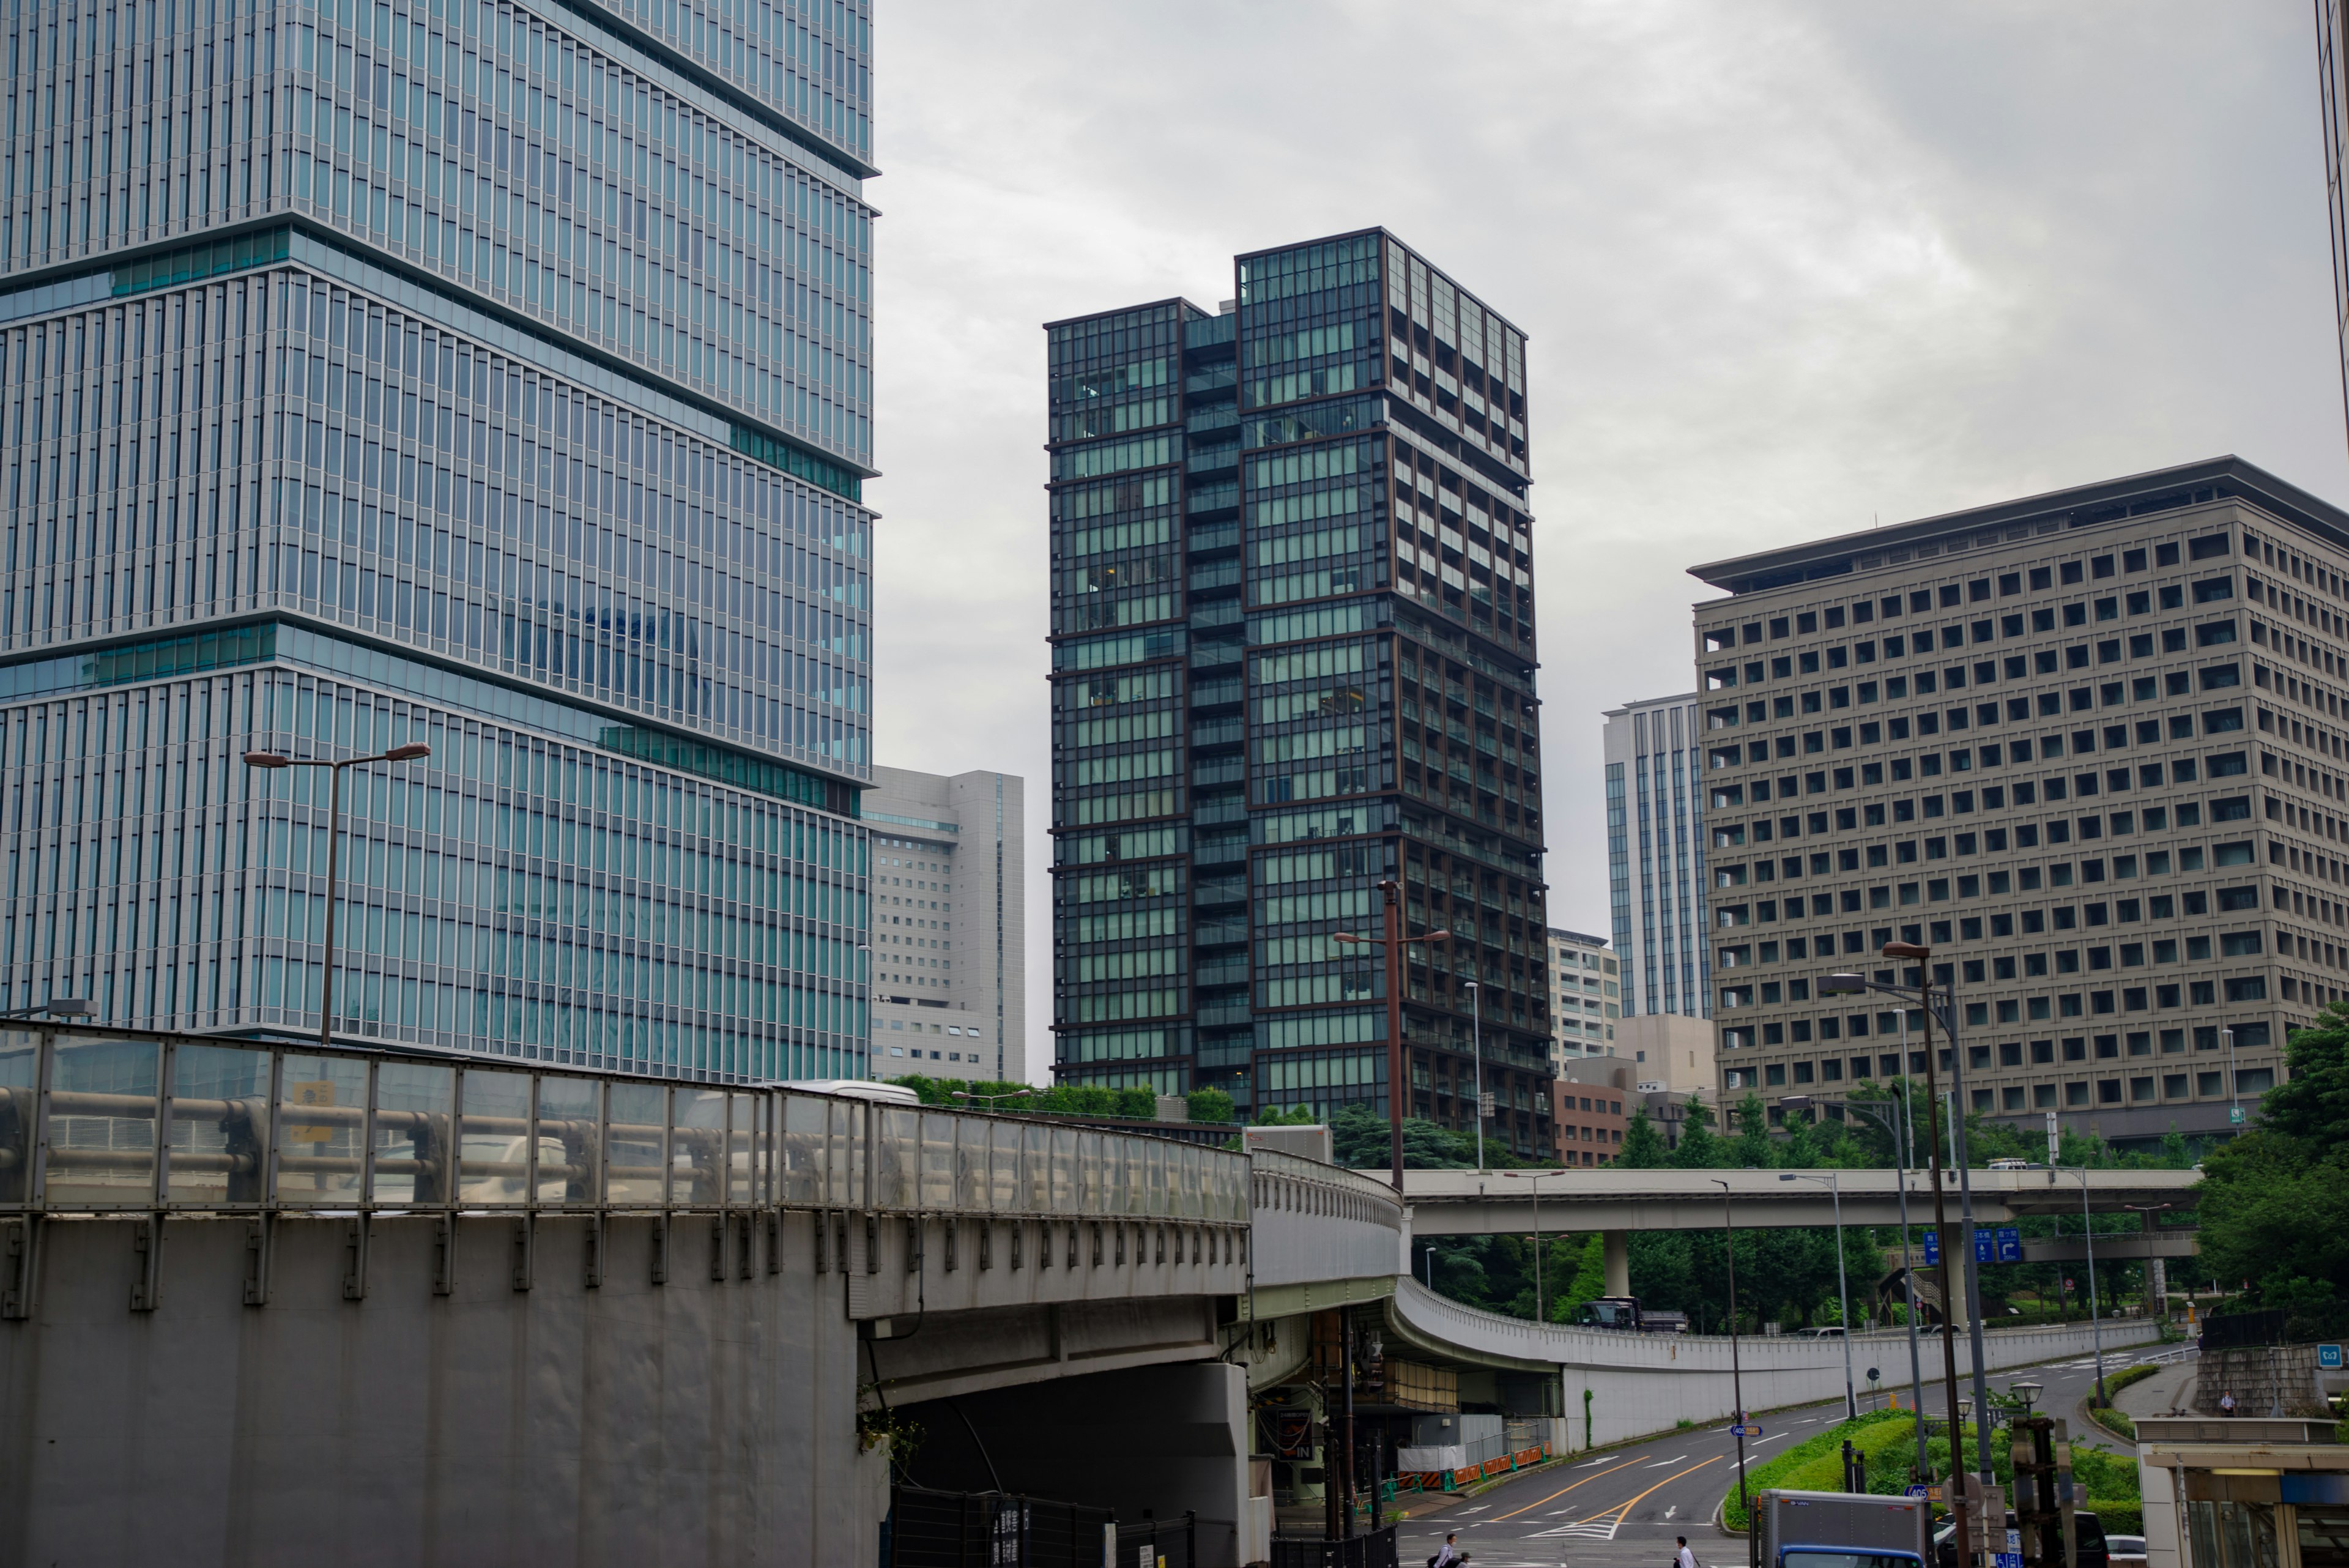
[
  {"x1": 1905, "y1": 1485, "x2": 1930, "y2": 1499},
  {"x1": 1731, "y1": 1424, "x2": 1764, "y2": 1438},
  {"x1": 1924, "y1": 1229, "x2": 1940, "y2": 1266},
  {"x1": 2320, "y1": 1345, "x2": 2343, "y2": 1371},
  {"x1": 1995, "y1": 1227, "x2": 2023, "y2": 1263},
  {"x1": 2229, "y1": 1106, "x2": 2246, "y2": 1125},
  {"x1": 1997, "y1": 1552, "x2": 2025, "y2": 1568},
  {"x1": 1975, "y1": 1231, "x2": 1995, "y2": 1265}
]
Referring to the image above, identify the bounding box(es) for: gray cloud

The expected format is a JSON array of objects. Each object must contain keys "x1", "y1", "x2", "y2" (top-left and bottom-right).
[{"x1": 866, "y1": 0, "x2": 2345, "y2": 1083}]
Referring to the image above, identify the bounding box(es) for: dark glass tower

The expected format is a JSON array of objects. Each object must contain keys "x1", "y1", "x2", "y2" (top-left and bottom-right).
[
  {"x1": 1045, "y1": 231, "x2": 1553, "y2": 1154},
  {"x1": 0, "y1": 0, "x2": 877, "y2": 1082}
]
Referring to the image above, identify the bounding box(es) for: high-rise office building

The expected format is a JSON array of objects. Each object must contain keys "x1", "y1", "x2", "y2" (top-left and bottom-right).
[
  {"x1": 1044, "y1": 231, "x2": 1554, "y2": 1154},
  {"x1": 1543, "y1": 926, "x2": 1616, "y2": 1059},
  {"x1": 1603, "y1": 693, "x2": 1712, "y2": 1022},
  {"x1": 1690, "y1": 457, "x2": 2332, "y2": 1145},
  {"x1": 0, "y1": 0, "x2": 878, "y2": 1082},
  {"x1": 865, "y1": 765, "x2": 1025, "y2": 1083}
]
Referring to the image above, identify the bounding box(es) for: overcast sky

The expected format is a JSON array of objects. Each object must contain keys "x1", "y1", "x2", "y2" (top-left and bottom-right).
[{"x1": 862, "y1": 1, "x2": 2347, "y2": 1085}]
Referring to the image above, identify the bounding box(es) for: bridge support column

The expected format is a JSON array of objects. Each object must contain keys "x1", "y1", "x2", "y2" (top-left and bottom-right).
[
  {"x1": 1603, "y1": 1230, "x2": 1630, "y2": 1296},
  {"x1": 2143, "y1": 1209, "x2": 2169, "y2": 1306}
]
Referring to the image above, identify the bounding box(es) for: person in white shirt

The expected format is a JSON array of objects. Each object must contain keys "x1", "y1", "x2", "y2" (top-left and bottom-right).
[
  {"x1": 1432, "y1": 1532, "x2": 1464, "y2": 1567},
  {"x1": 1679, "y1": 1534, "x2": 1701, "y2": 1568}
]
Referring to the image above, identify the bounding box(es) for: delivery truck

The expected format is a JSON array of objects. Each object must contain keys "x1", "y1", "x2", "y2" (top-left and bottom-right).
[{"x1": 1761, "y1": 1489, "x2": 1932, "y2": 1568}]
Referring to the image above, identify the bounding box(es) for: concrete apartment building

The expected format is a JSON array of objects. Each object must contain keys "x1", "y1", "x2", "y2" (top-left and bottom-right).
[
  {"x1": 866, "y1": 767, "x2": 1025, "y2": 1083},
  {"x1": 1691, "y1": 457, "x2": 2338, "y2": 1146},
  {"x1": 1545, "y1": 927, "x2": 1617, "y2": 1058},
  {"x1": 1553, "y1": 1055, "x2": 1631, "y2": 1165}
]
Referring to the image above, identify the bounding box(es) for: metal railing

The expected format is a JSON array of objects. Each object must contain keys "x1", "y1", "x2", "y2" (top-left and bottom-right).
[{"x1": 0, "y1": 1025, "x2": 1252, "y2": 1225}]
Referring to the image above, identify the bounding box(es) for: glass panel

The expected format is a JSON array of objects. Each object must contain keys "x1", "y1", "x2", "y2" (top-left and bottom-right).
[
  {"x1": 842, "y1": 1101, "x2": 869, "y2": 1211},
  {"x1": 728, "y1": 1093, "x2": 755, "y2": 1206},
  {"x1": 1022, "y1": 1123, "x2": 1048, "y2": 1214},
  {"x1": 1049, "y1": 1127, "x2": 1075, "y2": 1215},
  {"x1": 166, "y1": 1042, "x2": 272, "y2": 1207},
  {"x1": 276, "y1": 1053, "x2": 367, "y2": 1206},
  {"x1": 604, "y1": 1083, "x2": 666, "y2": 1206},
  {"x1": 46, "y1": 1035, "x2": 161, "y2": 1208},
  {"x1": 781, "y1": 1094, "x2": 823, "y2": 1206},
  {"x1": 536, "y1": 1076, "x2": 599, "y2": 1206},
  {"x1": 920, "y1": 1113, "x2": 955, "y2": 1210},
  {"x1": 373, "y1": 1061, "x2": 454, "y2": 1206},
  {"x1": 0, "y1": 1029, "x2": 42, "y2": 1207},
  {"x1": 988, "y1": 1120, "x2": 1019, "y2": 1213},
  {"x1": 458, "y1": 1070, "x2": 533, "y2": 1206},
  {"x1": 670, "y1": 1088, "x2": 727, "y2": 1208},
  {"x1": 749, "y1": 1093, "x2": 774, "y2": 1206},
  {"x1": 954, "y1": 1118, "x2": 984, "y2": 1211},
  {"x1": 1080, "y1": 1132, "x2": 1103, "y2": 1213}
]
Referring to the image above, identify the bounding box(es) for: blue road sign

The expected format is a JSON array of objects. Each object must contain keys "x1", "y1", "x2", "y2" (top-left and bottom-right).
[
  {"x1": 1732, "y1": 1424, "x2": 1764, "y2": 1438},
  {"x1": 1974, "y1": 1230, "x2": 1997, "y2": 1265},
  {"x1": 1924, "y1": 1230, "x2": 1941, "y2": 1266},
  {"x1": 1996, "y1": 1553, "x2": 2025, "y2": 1568},
  {"x1": 1906, "y1": 1485, "x2": 1931, "y2": 1499},
  {"x1": 1996, "y1": 1227, "x2": 2023, "y2": 1263},
  {"x1": 2320, "y1": 1345, "x2": 2343, "y2": 1370}
]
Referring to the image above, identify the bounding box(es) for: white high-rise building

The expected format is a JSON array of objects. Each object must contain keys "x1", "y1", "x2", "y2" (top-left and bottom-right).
[
  {"x1": 1544, "y1": 928, "x2": 1619, "y2": 1061},
  {"x1": 865, "y1": 767, "x2": 1026, "y2": 1083},
  {"x1": 1605, "y1": 694, "x2": 1713, "y2": 1025}
]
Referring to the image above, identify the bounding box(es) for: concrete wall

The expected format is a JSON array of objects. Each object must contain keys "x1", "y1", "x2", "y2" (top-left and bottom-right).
[
  {"x1": 899, "y1": 1362, "x2": 1253, "y2": 1567},
  {"x1": 0, "y1": 1212, "x2": 877, "y2": 1568},
  {"x1": 1387, "y1": 1280, "x2": 2165, "y2": 1448}
]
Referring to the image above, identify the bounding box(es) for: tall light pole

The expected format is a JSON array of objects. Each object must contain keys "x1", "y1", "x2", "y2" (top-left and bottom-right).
[
  {"x1": 1501, "y1": 1169, "x2": 1564, "y2": 1321},
  {"x1": 1712, "y1": 1176, "x2": 1755, "y2": 1568},
  {"x1": 1332, "y1": 894, "x2": 1449, "y2": 1194},
  {"x1": 1844, "y1": 1093, "x2": 1930, "y2": 1479},
  {"x1": 245, "y1": 743, "x2": 432, "y2": 1048},
  {"x1": 2222, "y1": 1027, "x2": 2242, "y2": 1132},
  {"x1": 1778, "y1": 1159, "x2": 1857, "y2": 1421},
  {"x1": 1464, "y1": 978, "x2": 1485, "y2": 1173},
  {"x1": 952, "y1": 1088, "x2": 1033, "y2": 1112},
  {"x1": 1822, "y1": 945, "x2": 1976, "y2": 1568},
  {"x1": 2065, "y1": 1165, "x2": 2109, "y2": 1408}
]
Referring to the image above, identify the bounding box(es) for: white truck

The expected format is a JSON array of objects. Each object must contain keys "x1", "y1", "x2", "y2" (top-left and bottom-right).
[{"x1": 1761, "y1": 1489, "x2": 1932, "y2": 1568}]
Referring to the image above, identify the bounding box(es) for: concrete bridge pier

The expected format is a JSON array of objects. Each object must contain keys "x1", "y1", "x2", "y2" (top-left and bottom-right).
[{"x1": 1603, "y1": 1230, "x2": 1630, "y2": 1297}]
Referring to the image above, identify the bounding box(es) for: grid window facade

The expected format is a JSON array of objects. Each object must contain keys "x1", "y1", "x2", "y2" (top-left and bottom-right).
[
  {"x1": 1, "y1": 0, "x2": 876, "y2": 1074},
  {"x1": 1046, "y1": 231, "x2": 1551, "y2": 1148},
  {"x1": 1691, "y1": 462, "x2": 2335, "y2": 1143},
  {"x1": 1603, "y1": 694, "x2": 1712, "y2": 1022}
]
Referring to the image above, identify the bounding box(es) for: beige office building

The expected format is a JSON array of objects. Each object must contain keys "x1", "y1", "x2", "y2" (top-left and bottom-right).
[
  {"x1": 1689, "y1": 458, "x2": 2336, "y2": 1148},
  {"x1": 1614, "y1": 1011, "x2": 1717, "y2": 1098},
  {"x1": 864, "y1": 767, "x2": 1026, "y2": 1084},
  {"x1": 1546, "y1": 927, "x2": 1619, "y2": 1060}
]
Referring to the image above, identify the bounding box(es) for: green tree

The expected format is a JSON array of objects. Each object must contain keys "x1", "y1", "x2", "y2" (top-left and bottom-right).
[
  {"x1": 1672, "y1": 1094, "x2": 1724, "y2": 1169},
  {"x1": 1253, "y1": 1104, "x2": 1319, "y2": 1126},
  {"x1": 1329, "y1": 1104, "x2": 1477, "y2": 1170},
  {"x1": 2193, "y1": 1006, "x2": 2349, "y2": 1338},
  {"x1": 1555, "y1": 1233, "x2": 1612, "y2": 1322},
  {"x1": 1186, "y1": 1087, "x2": 1236, "y2": 1125},
  {"x1": 1617, "y1": 1108, "x2": 1671, "y2": 1169},
  {"x1": 1731, "y1": 1091, "x2": 1776, "y2": 1169}
]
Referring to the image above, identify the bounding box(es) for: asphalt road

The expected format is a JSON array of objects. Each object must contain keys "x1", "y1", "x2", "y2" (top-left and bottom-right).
[{"x1": 1395, "y1": 1341, "x2": 2162, "y2": 1568}]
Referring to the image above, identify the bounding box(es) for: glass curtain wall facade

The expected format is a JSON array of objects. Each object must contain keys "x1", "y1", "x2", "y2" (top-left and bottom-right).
[
  {"x1": 1045, "y1": 230, "x2": 1553, "y2": 1154},
  {"x1": 1601, "y1": 693, "x2": 1711, "y2": 1022},
  {"x1": 1, "y1": 0, "x2": 877, "y2": 1083}
]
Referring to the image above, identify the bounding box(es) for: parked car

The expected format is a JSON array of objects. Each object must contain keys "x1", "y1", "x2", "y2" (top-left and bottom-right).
[
  {"x1": 2106, "y1": 1533, "x2": 2147, "y2": 1568},
  {"x1": 1794, "y1": 1326, "x2": 1846, "y2": 1339}
]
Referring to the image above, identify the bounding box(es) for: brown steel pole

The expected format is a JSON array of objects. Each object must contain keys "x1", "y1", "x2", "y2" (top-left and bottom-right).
[
  {"x1": 1887, "y1": 941, "x2": 1972, "y2": 1568},
  {"x1": 1379, "y1": 879, "x2": 1406, "y2": 1194}
]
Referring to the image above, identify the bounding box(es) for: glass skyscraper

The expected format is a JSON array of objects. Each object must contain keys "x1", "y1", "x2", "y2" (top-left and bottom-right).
[
  {"x1": 1044, "y1": 231, "x2": 1554, "y2": 1156},
  {"x1": 1, "y1": 0, "x2": 876, "y2": 1082},
  {"x1": 1602, "y1": 692, "x2": 1712, "y2": 1022}
]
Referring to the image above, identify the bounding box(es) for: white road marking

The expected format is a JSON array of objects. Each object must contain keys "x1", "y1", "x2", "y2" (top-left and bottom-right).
[
  {"x1": 1666, "y1": 1505, "x2": 1680, "y2": 1520},
  {"x1": 1459, "y1": 1504, "x2": 1491, "y2": 1514},
  {"x1": 1531, "y1": 1520, "x2": 1622, "y2": 1540},
  {"x1": 1645, "y1": 1454, "x2": 1689, "y2": 1467}
]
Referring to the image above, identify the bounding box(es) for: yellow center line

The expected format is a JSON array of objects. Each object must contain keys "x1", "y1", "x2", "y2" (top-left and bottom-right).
[
  {"x1": 1486, "y1": 1455, "x2": 1647, "y2": 1523},
  {"x1": 1586, "y1": 1454, "x2": 1724, "y2": 1524}
]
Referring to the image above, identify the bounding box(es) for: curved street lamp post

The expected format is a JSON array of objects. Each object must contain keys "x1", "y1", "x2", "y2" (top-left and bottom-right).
[{"x1": 244, "y1": 743, "x2": 431, "y2": 1048}]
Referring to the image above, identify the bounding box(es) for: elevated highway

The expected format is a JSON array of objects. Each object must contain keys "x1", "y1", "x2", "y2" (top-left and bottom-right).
[{"x1": 0, "y1": 1024, "x2": 2195, "y2": 1567}]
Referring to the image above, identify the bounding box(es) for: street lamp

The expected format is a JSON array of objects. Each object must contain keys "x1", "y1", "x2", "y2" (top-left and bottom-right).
[
  {"x1": 1463, "y1": 978, "x2": 1485, "y2": 1173},
  {"x1": 2009, "y1": 1380, "x2": 2043, "y2": 1416},
  {"x1": 1501, "y1": 1168, "x2": 1565, "y2": 1322},
  {"x1": 1712, "y1": 1176, "x2": 1756, "y2": 1568},
  {"x1": 1332, "y1": 902, "x2": 1451, "y2": 1194},
  {"x1": 1822, "y1": 944, "x2": 1989, "y2": 1567},
  {"x1": 1778, "y1": 1160, "x2": 1858, "y2": 1421},
  {"x1": 0, "y1": 997, "x2": 94, "y2": 1020},
  {"x1": 2061, "y1": 1165, "x2": 2110, "y2": 1408},
  {"x1": 245, "y1": 743, "x2": 432, "y2": 1049},
  {"x1": 1842, "y1": 1092, "x2": 1931, "y2": 1480},
  {"x1": 952, "y1": 1087, "x2": 1033, "y2": 1112}
]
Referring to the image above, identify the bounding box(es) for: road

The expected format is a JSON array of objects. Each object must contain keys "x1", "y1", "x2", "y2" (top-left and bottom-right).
[{"x1": 1395, "y1": 1341, "x2": 2164, "y2": 1568}]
